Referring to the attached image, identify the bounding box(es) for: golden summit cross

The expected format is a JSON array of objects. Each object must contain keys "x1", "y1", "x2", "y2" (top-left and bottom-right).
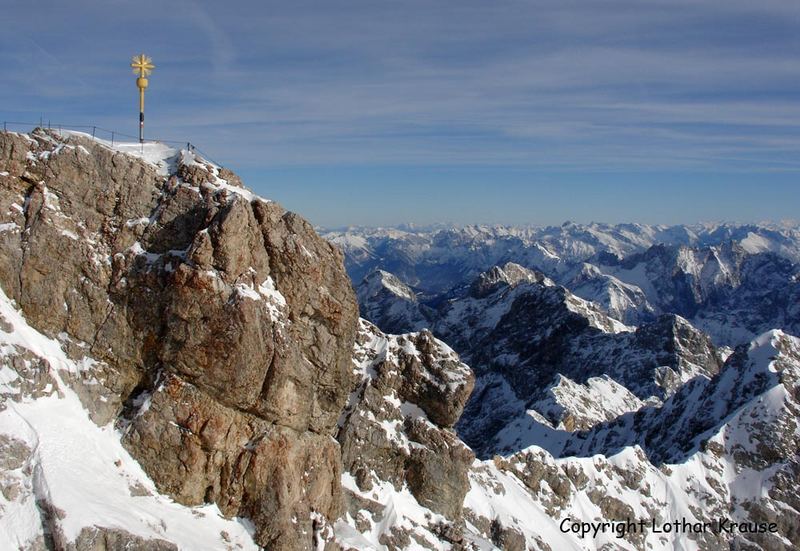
[{"x1": 131, "y1": 54, "x2": 155, "y2": 143}]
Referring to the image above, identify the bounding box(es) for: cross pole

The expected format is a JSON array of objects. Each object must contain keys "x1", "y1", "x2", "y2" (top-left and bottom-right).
[{"x1": 131, "y1": 54, "x2": 155, "y2": 143}]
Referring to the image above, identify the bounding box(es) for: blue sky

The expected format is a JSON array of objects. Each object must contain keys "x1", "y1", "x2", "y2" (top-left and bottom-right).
[{"x1": 2, "y1": 0, "x2": 799, "y2": 227}]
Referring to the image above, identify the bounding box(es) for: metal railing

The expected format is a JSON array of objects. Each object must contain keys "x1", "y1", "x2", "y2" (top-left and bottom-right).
[{"x1": 1, "y1": 120, "x2": 223, "y2": 168}]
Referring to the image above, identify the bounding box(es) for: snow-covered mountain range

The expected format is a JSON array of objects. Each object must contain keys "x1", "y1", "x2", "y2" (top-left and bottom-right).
[
  {"x1": 324, "y1": 222, "x2": 800, "y2": 287},
  {"x1": 0, "y1": 129, "x2": 798, "y2": 551},
  {"x1": 326, "y1": 223, "x2": 800, "y2": 549},
  {"x1": 325, "y1": 223, "x2": 800, "y2": 346}
]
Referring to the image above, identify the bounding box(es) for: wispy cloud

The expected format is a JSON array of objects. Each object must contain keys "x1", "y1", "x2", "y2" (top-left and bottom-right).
[{"x1": 2, "y1": 0, "x2": 799, "y2": 174}]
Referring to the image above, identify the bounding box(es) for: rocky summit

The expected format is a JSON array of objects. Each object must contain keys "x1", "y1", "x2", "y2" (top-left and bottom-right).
[
  {"x1": 1, "y1": 129, "x2": 799, "y2": 551},
  {"x1": 0, "y1": 128, "x2": 362, "y2": 550},
  {"x1": 0, "y1": 129, "x2": 488, "y2": 550}
]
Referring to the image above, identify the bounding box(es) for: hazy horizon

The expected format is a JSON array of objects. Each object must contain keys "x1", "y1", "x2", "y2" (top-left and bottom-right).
[{"x1": 317, "y1": 218, "x2": 800, "y2": 232}]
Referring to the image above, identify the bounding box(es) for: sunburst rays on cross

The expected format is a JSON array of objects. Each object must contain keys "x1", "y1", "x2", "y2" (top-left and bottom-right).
[{"x1": 131, "y1": 54, "x2": 155, "y2": 78}]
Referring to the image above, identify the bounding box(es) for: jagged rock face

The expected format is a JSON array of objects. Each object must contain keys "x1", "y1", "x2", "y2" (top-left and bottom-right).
[
  {"x1": 356, "y1": 261, "x2": 724, "y2": 457},
  {"x1": 338, "y1": 321, "x2": 474, "y2": 520},
  {"x1": 356, "y1": 270, "x2": 430, "y2": 335},
  {"x1": 336, "y1": 320, "x2": 475, "y2": 543},
  {"x1": 0, "y1": 276, "x2": 265, "y2": 550},
  {"x1": 124, "y1": 373, "x2": 344, "y2": 548},
  {"x1": 457, "y1": 286, "x2": 721, "y2": 456},
  {"x1": 0, "y1": 130, "x2": 359, "y2": 549}
]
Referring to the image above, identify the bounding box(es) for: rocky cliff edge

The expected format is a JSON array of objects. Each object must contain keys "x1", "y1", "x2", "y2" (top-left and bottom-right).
[{"x1": 0, "y1": 129, "x2": 475, "y2": 550}]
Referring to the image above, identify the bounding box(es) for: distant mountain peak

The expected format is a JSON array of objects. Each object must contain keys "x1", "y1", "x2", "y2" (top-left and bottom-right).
[{"x1": 469, "y1": 262, "x2": 551, "y2": 298}]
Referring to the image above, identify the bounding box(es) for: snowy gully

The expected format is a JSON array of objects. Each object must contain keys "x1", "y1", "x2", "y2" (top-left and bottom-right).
[{"x1": 559, "y1": 517, "x2": 780, "y2": 539}]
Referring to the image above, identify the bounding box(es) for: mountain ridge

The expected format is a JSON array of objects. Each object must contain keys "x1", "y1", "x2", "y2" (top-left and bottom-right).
[{"x1": 1, "y1": 129, "x2": 798, "y2": 550}]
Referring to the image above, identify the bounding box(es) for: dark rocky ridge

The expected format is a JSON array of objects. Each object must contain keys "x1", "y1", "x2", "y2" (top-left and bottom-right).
[{"x1": 351, "y1": 262, "x2": 724, "y2": 456}]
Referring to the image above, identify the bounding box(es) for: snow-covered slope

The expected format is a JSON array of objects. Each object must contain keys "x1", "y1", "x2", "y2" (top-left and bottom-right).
[
  {"x1": 332, "y1": 321, "x2": 800, "y2": 550},
  {"x1": 475, "y1": 330, "x2": 800, "y2": 551},
  {"x1": 0, "y1": 287, "x2": 258, "y2": 550},
  {"x1": 563, "y1": 262, "x2": 656, "y2": 325},
  {"x1": 356, "y1": 270, "x2": 431, "y2": 335}
]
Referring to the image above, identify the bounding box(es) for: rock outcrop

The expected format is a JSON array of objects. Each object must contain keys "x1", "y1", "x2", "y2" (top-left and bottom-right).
[
  {"x1": 338, "y1": 320, "x2": 474, "y2": 520},
  {"x1": 0, "y1": 129, "x2": 358, "y2": 549}
]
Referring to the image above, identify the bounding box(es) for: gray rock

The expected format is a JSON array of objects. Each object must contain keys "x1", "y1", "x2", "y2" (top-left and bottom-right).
[{"x1": 68, "y1": 527, "x2": 178, "y2": 551}]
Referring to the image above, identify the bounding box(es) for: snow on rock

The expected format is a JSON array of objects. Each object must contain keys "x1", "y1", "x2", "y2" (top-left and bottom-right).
[
  {"x1": 452, "y1": 330, "x2": 800, "y2": 551},
  {"x1": 454, "y1": 279, "x2": 721, "y2": 456},
  {"x1": 0, "y1": 287, "x2": 258, "y2": 550},
  {"x1": 50, "y1": 129, "x2": 266, "y2": 209},
  {"x1": 357, "y1": 270, "x2": 430, "y2": 335},
  {"x1": 51, "y1": 129, "x2": 177, "y2": 176},
  {"x1": 335, "y1": 319, "x2": 476, "y2": 549},
  {"x1": 0, "y1": 127, "x2": 361, "y2": 550}
]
